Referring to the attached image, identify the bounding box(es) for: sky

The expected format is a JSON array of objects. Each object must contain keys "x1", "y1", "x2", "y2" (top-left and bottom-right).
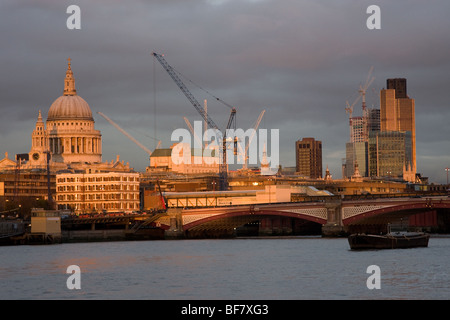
[{"x1": 1, "y1": 0, "x2": 450, "y2": 183}]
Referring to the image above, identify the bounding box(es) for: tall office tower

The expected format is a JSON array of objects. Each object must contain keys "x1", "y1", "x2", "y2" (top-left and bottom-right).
[
  {"x1": 387, "y1": 78, "x2": 407, "y2": 98},
  {"x1": 345, "y1": 141, "x2": 368, "y2": 178},
  {"x1": 368, "y1": 131, "x2": 412, "y2": 178},
  {"x1": 380, "y1": 78, "x2": 416, "y2": 177},
  {"x1": 366, "y1": 108, "x2": 380, "y2": 133},
  {"x1": 295, "y1": 137, "x2": 322, "y2": 179},
  {"x1": 344, "y1": 108, "x2": 380, "y2": 179}
]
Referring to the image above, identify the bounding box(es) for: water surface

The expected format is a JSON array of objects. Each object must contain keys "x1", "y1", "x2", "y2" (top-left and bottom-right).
[{"x1": 1, "y1": 236, "x2": 448, "y2": 299}]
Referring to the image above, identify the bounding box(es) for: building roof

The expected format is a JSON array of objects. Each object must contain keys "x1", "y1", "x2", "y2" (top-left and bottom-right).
[
  {"x1": 150, "y1": 149, "x2": 173, "y2": 157},
  {"x1": 150, "y1": 148, "x2": 218, "y2": 157},
  {"x1": 47, "y1": 59, "x2": 93, "y2": 121},
  {"x1": 47, "y1": 95, "x2": 93, "y2": 121}
]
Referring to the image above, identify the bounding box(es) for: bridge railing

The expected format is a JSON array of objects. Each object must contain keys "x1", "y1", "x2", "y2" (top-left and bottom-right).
[{"x1": 291, "y1": 192, "x2": 449, "y2": 203}]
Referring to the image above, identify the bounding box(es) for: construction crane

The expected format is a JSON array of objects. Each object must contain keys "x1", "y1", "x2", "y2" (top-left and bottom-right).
[
  {"x1": 152, "y1": 52, "x2": 236, "y2": 190},
  {"x1": 97, "y1": 111, "x2": 155, "y2": 157},
  {"x1": 345, "y1": 95, "x2": 361, "y2": 143},
  {"x1": 359, "y1": 66, "x2": 375, "y2": 112},
  {"x1": 345, "y1": 95, "x2": 361, "y2": 125}
]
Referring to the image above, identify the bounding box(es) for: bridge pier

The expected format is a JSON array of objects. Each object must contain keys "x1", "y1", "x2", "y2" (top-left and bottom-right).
[
  {"x1": 322, "y1": 200, "x2": 346, "y2": 237},
  {"x1": 164, "y1": 209, "x2": 185, "y2": 239}
]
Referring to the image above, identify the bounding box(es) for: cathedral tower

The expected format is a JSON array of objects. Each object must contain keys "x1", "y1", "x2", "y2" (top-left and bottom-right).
[{"x1": 29, "y1": 110, "x2": 48, "y2": 165}]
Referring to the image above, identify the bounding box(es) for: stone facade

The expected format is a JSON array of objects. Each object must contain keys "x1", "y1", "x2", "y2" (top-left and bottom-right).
[{"x1": 0, "y1": 58, "x2": 133, "y2": 175}]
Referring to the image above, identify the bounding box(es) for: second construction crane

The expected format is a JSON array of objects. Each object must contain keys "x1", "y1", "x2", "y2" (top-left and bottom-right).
[
  {"x1": 97, "y1": 112, "x2": 160, "y2": 160},
  {"x1": 345, "y1": 67, "x2": 375, "y2": 143}
]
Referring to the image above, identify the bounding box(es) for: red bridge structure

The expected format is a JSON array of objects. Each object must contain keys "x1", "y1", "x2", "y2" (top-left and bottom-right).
[{"x1": 157, "y1": 196, "x2": 450, "y2": 238}]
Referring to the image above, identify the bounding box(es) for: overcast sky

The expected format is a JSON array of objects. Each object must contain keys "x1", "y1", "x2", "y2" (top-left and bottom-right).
[{"x1": 1, "y1": 0, "x2": 450, "y2": 183}]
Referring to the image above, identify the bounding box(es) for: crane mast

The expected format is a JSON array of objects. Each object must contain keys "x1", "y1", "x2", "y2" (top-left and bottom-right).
[
  {"x1": 152, "y1": 52, "x2": 236, "y2": 190},
  {"x1": 359, "y1": 66, "x2": 375, "y2": 112}
]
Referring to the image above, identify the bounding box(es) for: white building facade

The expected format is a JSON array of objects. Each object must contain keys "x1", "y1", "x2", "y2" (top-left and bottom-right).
[{"x1": 56, "y1": 172, "x2": 140, "y2": 214}]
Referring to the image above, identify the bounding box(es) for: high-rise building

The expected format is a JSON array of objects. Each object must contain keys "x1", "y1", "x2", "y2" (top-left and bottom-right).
[
  {"x1": 387, "y1": 78, "x2": 407, "y2": 99},
  {"x1": 344, "y1": 107, "x2": 380, "y2": 179},
  {"x1": 380, "y1": 78, "x2": 416, "y2": 176},
  {"x1": 368, "y1": 131, "x2": 412, "y2": 179},
  {"x1": 295, "y1": 138, "x2": 322, "y2": 179},
  {"x1": 366, "y1": 108, "x2": 380, "y2": 133},
  {"x1": 349, "y1": 116, "x2": 367, "y2": 143},
  {"x1": 345, "y1": 141, "x2": 368, "y2": 178}
]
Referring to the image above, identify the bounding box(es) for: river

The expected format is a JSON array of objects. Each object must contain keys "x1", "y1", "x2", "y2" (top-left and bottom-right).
[{"x1": 0, "y1": 236, "x2": 449, "y2": 300}]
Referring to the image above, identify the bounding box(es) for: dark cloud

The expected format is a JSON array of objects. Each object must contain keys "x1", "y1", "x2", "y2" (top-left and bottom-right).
[{"x1": 1, "y1": 0, "x2": 450, "y2": 183}]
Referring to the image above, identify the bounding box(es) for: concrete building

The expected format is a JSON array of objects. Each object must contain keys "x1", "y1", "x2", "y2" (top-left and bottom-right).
[
  {"x1": 344, "y1": 78, "x2": 415, "y2": 182},
  {"x1": 368, "y1": 131, "x2": 413, "y2": 179},
  {"x1": 380, "y1": 78, "x2": 416, "y2": 178},
  {"x1": 147, "y1": 143, "x2": 219, "y2": 175},
  {"x1": 295, "y1": 138, "x2": 322, "y2": 179},
  {"x1": 56, "y1": 172, "x2": 140, "y2": 214},
  {"x1": 349, "y1": 116, "x2": 367, "y2": 143},
  {"x1": 344, "y1": 107, "x2": 380, "y2": 179},
  {"x1": 345, "y1": 141, "x2": 368, "y2": 178},
  {"x1": 0, "y1": 163, "x2": 56, "y2": 215},
  {"x1": 366, "y1": 108, "x2": 381, "y2": 133}
]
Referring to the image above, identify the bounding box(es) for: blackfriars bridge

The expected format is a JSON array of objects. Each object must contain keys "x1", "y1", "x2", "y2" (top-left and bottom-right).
[
  {"x1": 157, "y1": 196, "x2": 450, "y2": 238},
  {"x1": 59, "y1": 196, "x2": 450, "y2": 238}
]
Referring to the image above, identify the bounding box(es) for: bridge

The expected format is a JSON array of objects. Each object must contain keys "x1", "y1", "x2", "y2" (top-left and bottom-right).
[
  {"x1": 56, "y1": 196, "x2": 450, "y2": 239},
  {"x1": 156, "y1": 196, "x2": 450, "y2": 238}
]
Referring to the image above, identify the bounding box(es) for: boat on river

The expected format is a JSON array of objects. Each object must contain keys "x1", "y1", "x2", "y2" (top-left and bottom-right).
[{"x1": 348, "y1": 231, "x2": 430, "y2": 250}]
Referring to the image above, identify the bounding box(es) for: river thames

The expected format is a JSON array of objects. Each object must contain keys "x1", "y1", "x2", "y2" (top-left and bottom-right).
[{"x1": 0, "y1": 236, "x2": 448, "y2": 300}]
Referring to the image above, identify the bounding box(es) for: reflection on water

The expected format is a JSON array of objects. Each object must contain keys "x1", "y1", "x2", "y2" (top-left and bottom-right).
[{"x1": 0, "y1": 237, "x2": 449, "y2": 299}]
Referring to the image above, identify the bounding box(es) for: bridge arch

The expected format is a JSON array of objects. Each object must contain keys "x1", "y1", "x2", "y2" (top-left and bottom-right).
[
  {"x1": 343, "y1": 201, "x2": 450, "y2": 226},
  {"x1": 183, "y1": 207, "x2": 327, "y2": 232}
]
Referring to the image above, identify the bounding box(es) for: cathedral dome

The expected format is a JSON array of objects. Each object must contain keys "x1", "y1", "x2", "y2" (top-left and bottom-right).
[
  {"x1": 47, "y1": 95, "x2": 93, "y2": 121},
  {"x1": 47, "y1": 58, "x2": 94, "y2": 121}
]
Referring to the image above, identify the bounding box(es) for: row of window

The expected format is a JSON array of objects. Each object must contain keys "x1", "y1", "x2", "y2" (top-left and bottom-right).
[
  {"x1": 57, "y1": 193, "x2": 138, "y2": 201},
  {"x1": 3, "y1": 181, "x2": 51, "y2": 187},
  {"x1": 3, "y1": 189, "x2": 47, "y2": 195},
  {"x1": 58, "y1": 184, "x2": 138, "y2": 192},
  {"x1": 297, "y1": 144, "x2": 322, "y2": 149},
  {"x1": 51, "y1": 121, "x2": 92, "y2": 127},
  {"x1": 57, "y1": 176, "x2": 139, "y2": 183},
  {"x1": 59, "y1": 202, "x2": 139, "y2": 211}
]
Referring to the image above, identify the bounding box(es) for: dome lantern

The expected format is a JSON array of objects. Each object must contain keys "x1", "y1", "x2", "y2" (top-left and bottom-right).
[
  {"x1": 47, "y1": 59, "x2": 94, "y2": 121},
  {"x1": 63, "y1": 57, "x2": 77, "y2": 96}
]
